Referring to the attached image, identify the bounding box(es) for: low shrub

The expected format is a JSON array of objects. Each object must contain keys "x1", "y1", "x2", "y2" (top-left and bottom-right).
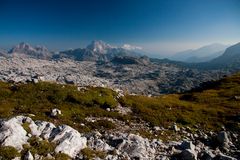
[
  {"x1": 81, "y1": 148, "x2": 107, "y2": 159},
  {"x1": 54, "y1": 153, "x2": 71, "y2": 160},
  {"x1": 28, "y1": 136, "x2": 56, "y2": 156},
  {"x1": 0, "y1": 146, "x2": 20, "y2": 160}
]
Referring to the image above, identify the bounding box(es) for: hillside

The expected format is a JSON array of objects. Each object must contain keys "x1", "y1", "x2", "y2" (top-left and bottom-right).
[
  {"x1": 170, "y1": 44, "x2": 228, "y2": 63},
  {"x1": 0, "y1": 73, "x2": 239, "y2": 159},
  {"x1": 207, "y1": 42, "x2": 240, "y2": 70},
  {"x1": 191, "y1": 42, "x2": 240, "y2": 71},
  {"x1": 2, "y1": 74, "x2": 239, "y2": 131}
]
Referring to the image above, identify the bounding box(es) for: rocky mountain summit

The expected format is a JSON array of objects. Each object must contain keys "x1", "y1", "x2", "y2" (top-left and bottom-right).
[
  {"x1": 8, "y1": 42, "x2": 52, "y2": 60},
  {"x1": 56, "y1": 40, "x2": 142, "y2": 62},
  {"x1": 86, "y1": 40, "x2": 115, "y2": 54}
]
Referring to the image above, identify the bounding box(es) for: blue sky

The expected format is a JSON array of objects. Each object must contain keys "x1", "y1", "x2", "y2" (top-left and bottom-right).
[{"x1": 0, "y1": 0, "x2": 239, "y2": 55}]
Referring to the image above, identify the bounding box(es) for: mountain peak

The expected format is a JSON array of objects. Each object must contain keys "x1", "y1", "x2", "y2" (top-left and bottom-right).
[
  {"x1": 10, "y1": 42, "x2": 49, "y2": 52},
  {"x1": 10, "y1": 42, "x2": 35, "y2": 53},
  {"x1": 87, "y1": 40, "x2": 114, "y2": 53},
  {"x1": 35, "y1": 45, "x2": 49, "y2": 53},
  {"x1": 8, "y1": 42, "x2": 52, "y2": 59}
]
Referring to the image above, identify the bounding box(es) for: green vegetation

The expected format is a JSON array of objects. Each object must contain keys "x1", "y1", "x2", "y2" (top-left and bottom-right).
[
  {"x1": 0, "y1": 82, "x2": 124, "y2": 132},
  {"x1": 0, "y1": 73, "x2": 240, "y2": 159},
  {"x1": 21, "y1": 137, "x2": 71, "y2": 159},
  {"x1": 87, "y1": 119, "x2": 116, "y2": 131},
  {"x1": 0, "y1": 73, "x2": 240, "y2": 136},
  {"x1": 22, "y1": 122, "x2": 31, "y2": 133},
  {"x1": 22, "y1": 136, "x2": 56, "y2": 156},
  {"x1": 120, "y1": 73, "x2": 240, "y2": 131},
  {"x1": 81, "y1": 148, "x2": 107, "y2": 159},
  {"x1": 54, "y1": 153, "x2": 71, "y2": 160},
  {"x1": 21, "y1": 137, "x2": 71, "y2": 160},
  {"x1": 0, "y1": 146, "x2": 20, "y2": 160}
]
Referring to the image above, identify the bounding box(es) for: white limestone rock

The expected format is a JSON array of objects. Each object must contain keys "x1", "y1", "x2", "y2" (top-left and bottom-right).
[
  {"x1": 173, "y1": 124, "x2": 180, "y2": 132},
  {"x1": 24, "y1": 151, "x2": 34, "y2": 160},
  {"x1": 0, "y1": 116, "x2": 29, "y2": 150},
  {"x1": 115, "y1": 133, "x2": 156, "y2": 159},
  {"x1": 0, "y1": 116, "x2": 87, "y2": 158},
  {"x1": 105, "y1": 155, "x2": 119, "y2": 160},
  {"x1": 29, "y1": 120, "x2": 56, "y2": 139},
  {"x1": 88, "y1": 138, "x2": 112, "y2": 151},
  {"x1": 50, "y1": 108, "x2": 62, "y2": 117},
  {"x1": 50, "y1": 125, "x2": 87, "y2": 157}
]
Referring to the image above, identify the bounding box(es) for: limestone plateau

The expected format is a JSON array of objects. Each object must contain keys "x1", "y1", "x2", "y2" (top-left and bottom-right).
[{"x1": 2, "y1": 41, "x2": 240, "y2": 95}]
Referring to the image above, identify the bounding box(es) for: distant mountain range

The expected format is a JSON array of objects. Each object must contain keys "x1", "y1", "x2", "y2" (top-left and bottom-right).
[
  {"x1": 202, "y1": 42, "x2": 240, "y2": 70},
  {"x1": 0, "y1": 49, "x2": 7, "y2": 57},
  {"x1": 3, "y1": 41, "x2": 143, "y2": 62},
  {"x1": 55, "y1": 40, "x2": 143, "y2": 62},
  {"x1": 170, "y1": 43, "x2": 229, "y2": 63},
  {"x1": 2, "y1": 41, "x2": 240, "y2": 71},
  {"x1": 8, "y1": 42, "x2": 53, "y2": 59}
]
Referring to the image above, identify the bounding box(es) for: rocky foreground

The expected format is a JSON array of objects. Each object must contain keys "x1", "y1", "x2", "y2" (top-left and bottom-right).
[{"x1": 0, "y1": 115, "x2": 239, "y2": 160}]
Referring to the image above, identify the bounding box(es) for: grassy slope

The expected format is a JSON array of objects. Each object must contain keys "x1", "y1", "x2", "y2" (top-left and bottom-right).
[
  {"x1": 0, "y1": 73, "x2": 239, "y2": 133},
  {"x1": 0, "y1": 82, "x2": 123, "y2": 132},
  {"x1": 121, "y1": 73, "x2": 240, "y2": 131}
]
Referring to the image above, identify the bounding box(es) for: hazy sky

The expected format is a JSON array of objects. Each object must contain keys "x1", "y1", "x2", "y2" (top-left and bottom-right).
[{"x1": 0, "y1": 0, "x2": 240, "y2": 55}]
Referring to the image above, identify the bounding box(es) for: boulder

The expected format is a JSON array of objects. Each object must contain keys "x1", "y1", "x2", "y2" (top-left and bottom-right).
[
  {"x1": 50, "y1": 108, "x2": 62, "y2": 117},
  {"x1": 50, "y1": 125, "x2": 87, "y2": 158},
  {"x1": 0, "y1": 116, "x2": 87, "y2": 158},
  {"x1": 180, "y1": 149, "x2": 197, "y2": 160},
  {"x1": 233, "y1": 96, "x2": 240, "y2": 100},
  {"x1": 115, "y1": 133, "x2": 156, "y2": 159},
  {"x1": 173, "y1": 124, "x2": 180, "y2": 132},
  {"x1": 29, "y1": 120, "x2": 56, "y2": 139},
  {"x1": 32, "y1": 78, "x2": 39, "y2": 84},
  {"x1": 153, "y1": 126, "x2": 161, "y2": 131},
  {"x1": 88, "y1": 138, "x2": 112, "y2": 151},
  {"x1": 24, "y1": 151, "x2": 34, "y2": 160},
  {"x1": 34, "y1": 154, "x2": 43, "y2": 160},
  {"x1": 151, "y1": 139, "x2": 163, "y2": 148},
  {"x1": 217, "y1": 131, "x2": 230, "y2": 148},
  {"x1": 0, "y1": 116, "x2": 29, "y2": 150},
  {"x1": 181, "y1": 140, "x2": 195, "y2": 150}
]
